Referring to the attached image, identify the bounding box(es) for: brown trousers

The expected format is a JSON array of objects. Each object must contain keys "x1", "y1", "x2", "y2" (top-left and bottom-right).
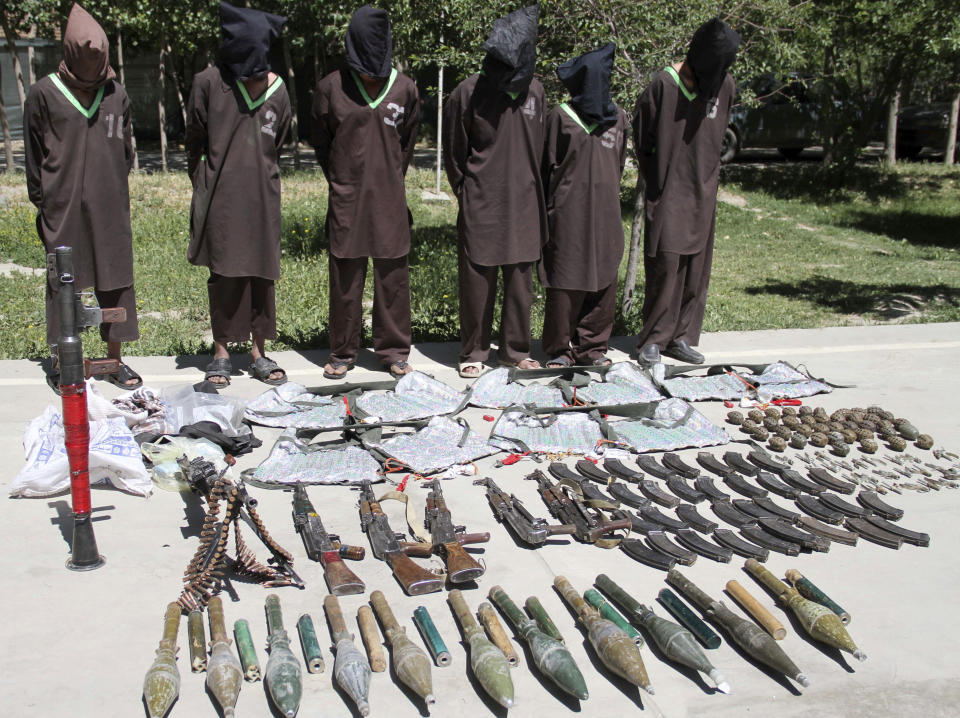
[
  {"x1": 207, "y1": 273, "x2": 276, "y2": 343},
  {"x1": 329, "y1": 254, "x2": 411, "y2": 366},
  {"x1": 46, "y1": 282, "x2": 139, "y2": 347},
  {"x1": 458, "y1": 245, "x2": 534, "y2": 364},
  {"x1": 636, "y1": 241, "x2": 714, "y2": 352},
  {"x1": 542, "y1": 283, "x2": 617, "y2": 364}
]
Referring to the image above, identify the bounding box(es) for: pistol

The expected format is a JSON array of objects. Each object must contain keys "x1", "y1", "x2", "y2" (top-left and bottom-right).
[
  {"x1": 359, "y1": 481, "x2": 443, "y2": 595},
  {"x1": 292, "y1": 482, "x2": 365, "y2": 595}
]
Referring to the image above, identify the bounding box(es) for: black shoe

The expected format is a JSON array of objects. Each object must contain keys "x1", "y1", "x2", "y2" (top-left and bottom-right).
[
  {"x1": 662, "y1": 339, "x2": 704, "y2": 364},
  {"x1": 639, "y1": 344, "x2": 661, "y2": 364}
]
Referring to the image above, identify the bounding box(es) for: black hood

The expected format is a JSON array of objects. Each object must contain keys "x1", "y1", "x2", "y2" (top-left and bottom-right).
[
  {"x1": 481, "y1": 5, "x2": 538, "y2": 95},
  {"x1": 685, "y1": 18, "x2": 740, "y2": 99},
  {"x1": 345, "y1": 5, "x2": 392, "y2": 79},
  {"x1": 557, "y1": 43, "x2": 618, "y2": 126},
  {"x1": 219, "y1": 1, "x2": 286, "y2": 81}
]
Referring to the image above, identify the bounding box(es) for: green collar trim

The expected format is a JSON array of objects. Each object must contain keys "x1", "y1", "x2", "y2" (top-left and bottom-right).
[
  {"x1": 351, "y1": 68, "x2": 398, "y2": 109},
  {"x1": 666, "y1": 66, "x2": 697, "y2": 102},
  {"x1": 237, "y1": 76, "x2": 284, "y2": 110},
  {"x1": 560, "y1": 103, "x2": 597, "y2": 135},
  {"x1": 49, "y1": 73, "x2": 104, "y2": 118}
]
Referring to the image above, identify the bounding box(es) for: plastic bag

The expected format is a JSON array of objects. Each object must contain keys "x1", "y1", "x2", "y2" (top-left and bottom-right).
[
  {"x1": 11, "y1": 405, "x2": 152, "y2": 498},
  {"x1": 162, "y1": 384, "x2": 249, "y2": 436}
]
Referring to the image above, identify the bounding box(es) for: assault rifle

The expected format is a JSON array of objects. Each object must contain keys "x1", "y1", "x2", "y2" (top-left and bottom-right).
[
  {"x1": 358, "y1": 481, "x2": 443, "y2": 595},
  {"x1": 473, "y1": 477, "x2": 577, "y2": 545},
  {"x1": 292, "y1": 482, "x2": 365, "y2": 595},
  {"x1": 423, "y1": 479, "x2": 489, "y2": 583},
  {"x1": 526, "y1": 469, "x2": 630, "y2": 544}
]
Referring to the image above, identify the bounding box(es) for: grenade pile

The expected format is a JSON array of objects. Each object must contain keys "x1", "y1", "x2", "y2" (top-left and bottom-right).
[{"x1": 727, "y1": 405, "x2": 935, "y2": 456}]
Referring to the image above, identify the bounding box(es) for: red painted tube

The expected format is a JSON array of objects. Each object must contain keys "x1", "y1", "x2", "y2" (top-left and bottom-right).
[{"x1": 61, "y1": 383, "x2": 91, "y2": 515}]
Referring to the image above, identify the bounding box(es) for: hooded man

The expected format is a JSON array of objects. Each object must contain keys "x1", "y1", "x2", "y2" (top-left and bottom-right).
[
  {"x1": 443, "y1": 5, "x2": 546, "y2": 377},
  {"x1": 540, "y1": 43, "x2": 628, "y2": 367},
  {"x1": 185, "y1": 1, "x2": 291, "y2": 386},
  {"x1": 24, "y1": 3, "x2": 141, "y2": 391},
  {"x1": 632, "y1": 18, "x2": 740, "y2": 365},
  {"x1": 310, "y1": 5, "x2": 420, "y2": 380}
]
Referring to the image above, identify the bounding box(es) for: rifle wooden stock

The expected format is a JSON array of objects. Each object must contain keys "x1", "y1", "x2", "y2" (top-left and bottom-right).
[
  {"x1": 386, "y1": 550, "x2": 443, "y2": 595},
  {"x1": 323, "y1": 552, "x2": 366, "y2": 596},
  {"x1": 401, "y1": 541, "x2": 434, "y2": 558},
  {"x1": 456, "y1": 531, "x2": 491, "y2": 546},
  {"x1": 585, "y1": 516, "x2": 632, "y2": 543},
  {"x1": 442, "y1": 541, "x2": 485, "y2": 584}
]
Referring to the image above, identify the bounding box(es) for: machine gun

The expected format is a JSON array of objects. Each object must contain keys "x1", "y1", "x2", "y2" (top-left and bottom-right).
[
  {"x1": 423, "y1": 479, "x2": 489, "y2": 583},
  {"x1": 358, "y1": 481, "x2": 443, "y2": 595},
  {"x1": 473, "y1": 477, "x2": 576, "y2": 546},
  {"x1": 292, "y1": 482, "x2": 365, "y2": 595},
  {"x1": 526, "y1": 469, "x2": 630, "y2": 544}
]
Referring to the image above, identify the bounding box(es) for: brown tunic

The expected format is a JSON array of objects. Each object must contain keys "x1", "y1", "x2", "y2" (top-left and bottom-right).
[
  {"x1": 185, "y1": 67, "x2": 291, "y2": 279},
  {"x1": 443, "y1": 73, "x2": 547, "y2": 266},
  {"x1": 540, "y1": 104, "x2": 628, "y2": 291},
  {"x1": 310, "y1": 68, "x2": 420, "y2": 259},
  {"x1": 24, "y1": 75, "x2": 134, "y2": 292},
  {"x1": 632, "y1": 68, "x2": 734, "y2": 256}
]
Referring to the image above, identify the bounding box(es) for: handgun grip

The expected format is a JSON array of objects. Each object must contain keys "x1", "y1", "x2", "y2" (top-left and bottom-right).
[
  {"x1": 546, "y1": 523, "x2": 578, "y2": 536},
  {"x1": 338, "y1": 545, "x2": 365, "y2": 561},
  {"x1": 456, "y1": 531, "x2": 490, "y2": 546},
  {"x1": 323, "y1": 552, "x2": 366, "y2": 596},
  {"x1": 585, "y1": 516, "x2": 632, "y2": 543},
  {"x1": 442, "y1": 541, "x2": 485, "y2": 584},
  {"x1": 386, "y1": 551, "x2": 443, "y2": 596},
  {"x1": 400, "y1": 541, "x2": 434, "y2": 558}
]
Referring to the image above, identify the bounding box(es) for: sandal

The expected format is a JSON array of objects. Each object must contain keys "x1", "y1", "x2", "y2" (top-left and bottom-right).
[
  {"x1": 323, "y1": 358, "x2": 354, "y2": 380},
  {"x1": 250, "y1": 356, "x2": 287, "y2": 386},
  {"x1": 106, "y1": 362, "x2": 143, "y2": 389},
  {"x1": 546, "y1": 356, "x2": 573, "y2": 369},
  {"x1": 500, "y1": 357, "x2": 541, "y2": 370},
  {"x1": 388, "y1": 360, "x2": 413, "y2": 379},
  {"x1": 204, "y1": 357, "x2": 233, "y2": 386},
  {"x1": 458, "y1": 361, "x2": 485, "y2": 379},
  {"x1": 591, "y1": 356, "x2": 612, "y2": 367}
]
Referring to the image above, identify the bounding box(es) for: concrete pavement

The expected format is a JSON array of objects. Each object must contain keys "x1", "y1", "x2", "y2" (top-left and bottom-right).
[{"x1": 2, "y1": 322, "x2": 959, "y2": 717}]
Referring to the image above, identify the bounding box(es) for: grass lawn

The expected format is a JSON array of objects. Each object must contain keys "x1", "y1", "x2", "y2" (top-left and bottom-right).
[{"x1": 0, "y1": 158, "x2": 957, "y2": 360}]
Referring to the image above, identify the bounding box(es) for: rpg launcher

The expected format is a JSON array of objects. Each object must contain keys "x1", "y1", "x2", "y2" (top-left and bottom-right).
[
  {"x1": 474, "y1": 477, "x2": 577, "y2": 545},
  {"x1": 424, "y1": 478, "x2": 489, "y2": 583},
  {"x1": 291, "y1": 482, "x2": 365, "y2": 595},
  {"x1": 358, "y1": 481, "x2": 443, "y2": 595},
  {"x1": 526, "y1": 469, "x2": 630, "y2": 544}
]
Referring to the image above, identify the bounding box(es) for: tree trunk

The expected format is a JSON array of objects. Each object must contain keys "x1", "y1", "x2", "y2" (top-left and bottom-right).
[
  {"x1": 884, "y1": 85, "x2": 900, "y2": 165},
  {"x1": 945, "y1": 89, "x2": 959, "y2": 166},
  {"x1": 158, "y1": 43, "x2": 168, "y2": 172},
  {"x1": 621, "y1": 176, "x2": 645, "y2": 316},
  {"x1": 0, "y1": 62, "x2": 15, "y2": 173},
  {"x1": 27, "y1": 44, "x2": 35, "y2": 84},
  {"x1": 282, "y1": 35, "x2": 300, "y2": 169},
  {"x1": 0, "y1": 15, "x2": 27, "y2": 113},
  {"x1": 821, "y1": 46, "x2": 836, "y2": 166},
  {"x1": 116, "y1": 21, "x2": 138, "y2": 170},
  {"x1": 165, "y1": 45, "x2": 188, "y2": 133}
]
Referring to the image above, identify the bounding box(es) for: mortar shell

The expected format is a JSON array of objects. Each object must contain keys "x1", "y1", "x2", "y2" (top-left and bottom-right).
[
  {"x1": 296, "y1": 614, "x2": 325, "y2": 674},
  {"x1": 233, "y1": 619, "x2": 261, "y2": 681}
]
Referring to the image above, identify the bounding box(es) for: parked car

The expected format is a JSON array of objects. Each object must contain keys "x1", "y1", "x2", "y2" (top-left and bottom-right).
[
  {"x1": 897, "y1": 103, "x2": 959, "y2": 160},
  {"x1": 721, "y1": 75, "x2": 821, "y2": 163}
]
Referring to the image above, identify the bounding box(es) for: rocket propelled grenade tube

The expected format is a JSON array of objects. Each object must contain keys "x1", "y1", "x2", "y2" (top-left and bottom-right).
[
  {"x1": 657, "y1": 588, "x2": 722, "y2": 649},
  {"x1": 188, "y1": 609, "x2": 207, "y2": 672},
  {"x1": 206, "y1": 597, "x2": 243, "y2": 718},
  {"x1": 143, "y1": 602, "x2": 182, "y2": 718},
  {"x1": 554, "y1": 575, "x2": 654, "y2": 693},
  {"x1": 667, "y1": 569, "x2": 809, "y2": 687},
  {"x1": 489, "y1": 585, "x2": 589, "y2": 701},
  {"x1": 478, "y1": 601, "x2": 520, "y2": 665},
  {"x1": 371, "y1": 591, "x2": 436, "y2": 706},
  {"x1": 297, "y1": 614, "x2": 325, "y2": 673},
  {"x1": 595, "y1": 575, "x2": 729, "y2": 693},
  {"x1": 449, "y1": 589, "x2": 516, "y2": 708},
  {"x1": 525, "y1": 596, "x2": 566, "y2": 644},
  {"x1": 324, "y1": 594, "x2": 372, "y2": 716},
  {"x1": 744, "y1": 560, "x2": 865, "y2": 661},
  {"x1": 264, "y1": 594, "x2": 303, "y2": 718},
  {"x1": 784, "y1": 569, "x2": 851, "y2": 625},
  {"x1": 234, "y1": 619, "x2": 261, "y2": 681},
  {"x1": 413, "y1": 605, "x2": 452, "y2": 667},
  {"x1": 584, "y1": 589, "x2": 644, "y2": 646}
]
